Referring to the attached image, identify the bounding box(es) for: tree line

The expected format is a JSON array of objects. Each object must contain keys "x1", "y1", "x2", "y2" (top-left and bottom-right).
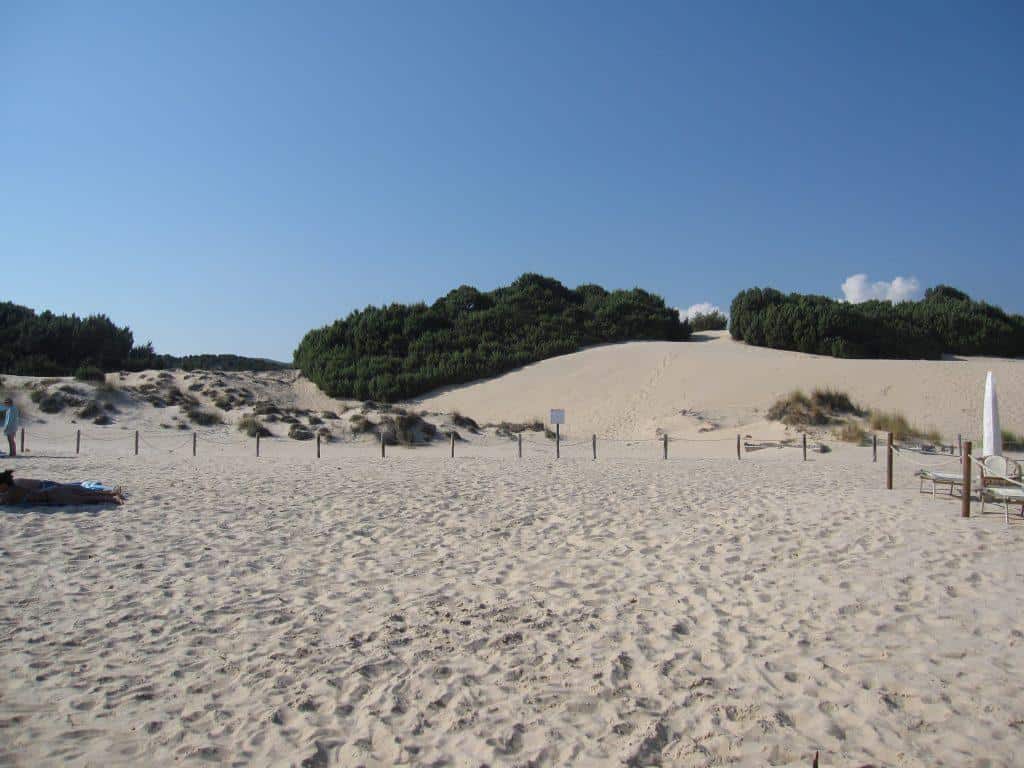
[
  {"x1": 729, "y1": 285, "x2": 1024, "y2": 359},
  {"x1": 294, "y1": 273, "x2": 691, "y2": 402},
  {"x1": 0, "y1": 301, "x2": 287, "y2": 375}
]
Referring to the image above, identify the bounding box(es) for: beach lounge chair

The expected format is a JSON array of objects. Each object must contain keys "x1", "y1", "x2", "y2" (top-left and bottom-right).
[
  {"x1": 978, "y1": 455, "x2": 1024, "y2": 523},
  {"x1": 918, "y1": 467, "x2": 964, "y2": 497}
]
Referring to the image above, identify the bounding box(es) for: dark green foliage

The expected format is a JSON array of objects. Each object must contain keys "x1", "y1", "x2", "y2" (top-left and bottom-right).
[
  {"x1": 689, "y1": 311, "x2": 728, "y2": 332},
  {"x1": 0, "y1": 301, "x2": 287, "y2": 375},
  {"x1": 77, "y1": 401, "x2": 104, "y2": 420},
  {"x1": 288, "y1": 423, "x2": 314, "y2": 441},
  {"x1": 294, "y1": 273, "x2": 691, "y2": 401},
  {"x1": 74, "y1": 365, "x2": 105, "y2": 382},
  {"x1": 349, "y1": 414, "x2": 374, "y2": 434},
  {"x1": 730, "y1": 286, "x2": 1024, "y2": 359}
]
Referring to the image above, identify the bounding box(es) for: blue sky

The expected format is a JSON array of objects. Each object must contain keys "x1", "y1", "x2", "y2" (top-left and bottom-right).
[{"x1": 2, "y1": 1, "x2": 1021, "y2": 361}]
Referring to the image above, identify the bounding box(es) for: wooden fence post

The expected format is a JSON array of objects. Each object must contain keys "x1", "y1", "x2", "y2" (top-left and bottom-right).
[
  {"x1": 134, "y1": 430, "x2": 139, "y2": 456},
  {"x1": 256, "y1": 432, "x2": 261, "y2": 457},
  {"x1": 316, "y1": 432, "x2": 321, "y2": 459},
  {"x1": 958, "y1": 434, "x2": 963, "y2": 463},
  {"x1": 802, "y1": 433, "x2": 807, "y2": 461},
  {"x1": 873, "y1": 434, "x2": 877, "y2": 463},
  {"x1": 556, "y1": 424, "x2": 560, "y2": 459},
  {"x1": 381, "y1": 432, "x2": 386, "y2": 459},
  {"x1": 961, "y1": 441, "x2": 972, "y2": 518},
  {"x1": 737, "y1": 434, "x2": 741, "y2": 460},
  {"x1": 193, "y1": 432, "x2": 197, "y2": 457},
  {"x1": 76, "y1": 429, "x2": 81, "y2": 455},
  {"x1": 20, "y1": 427, "x2": 24, "y2": 454},
  {"x1": 886, "y1": 432, "x2": 893, "y2": 490},
  {"x1": 450, "y1": 431, "x2": 455, "y2": 458},
  {"x1": 592, "y1": 434, "x2": 596, "y2": 460},
  {"x1": 518, "y1": 433, "x2": 522, "y2": 459},
  {"x1": 663, "y1": 434, "x2": 668, "y2": 460}
]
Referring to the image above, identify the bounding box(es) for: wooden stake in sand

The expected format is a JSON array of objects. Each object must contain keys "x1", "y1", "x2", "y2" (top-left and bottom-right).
[
  {"x1": 380, "y1": 432, "x2": 386, "y2": 459},
  {"x1": 20, "y1": 427, "x2": 24, "y2": 454},
  {"x1": 256, "y1": 432, "x2": 261, "y2": 457},
  {"x1": 961, "y1": 441, "x2": 972, "y2": 518},
  {"x1": 134, "y1": 430, "x2": 139, "y2": 456},
  {"x1": 663, "y1": 434, "x2": 668, "y2": 460},
  {"x1": 873, "y1": 433, "x2": 877, "y2": 463},
  {"x1": 518, "y1": 433, "x2": 522, "y2": 459},
  {"x1": 316, "y1": 432, "x2": 321, "y2": 459},
  {"x1": 76, "y1": 429, "x2": 81, "y2": 455},
  {"x1": 886, "y1": 432, "x2": 893, "y2": 490},
  {"x1": 193, "y1": 432, "x2": 197, "y2": 457},
  {"x1": 802, "y1": 433, "x2": 807, "y2": 462},
  {"x1": 737, "y1": 434, "x2": 741, "y2": 460},
  {"x1": 450, "y1": 431, "x2": 455, "y2": 458},
  {"x1": 592, "y1": 434, "x2": 597, "y2": 460},
  {"x1": 556, "y1": 424, "x2": 560, "y2": 459}
]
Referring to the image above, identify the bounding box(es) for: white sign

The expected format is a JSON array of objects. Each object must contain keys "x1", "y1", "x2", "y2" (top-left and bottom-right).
[{"x1": 550, "y1": 409, "x2": 565, "y2": 425}]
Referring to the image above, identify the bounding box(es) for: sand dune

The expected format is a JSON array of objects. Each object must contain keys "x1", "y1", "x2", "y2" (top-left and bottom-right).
[{"x1": 415, "y1": 331, "x2": 1024, "y2": 442}]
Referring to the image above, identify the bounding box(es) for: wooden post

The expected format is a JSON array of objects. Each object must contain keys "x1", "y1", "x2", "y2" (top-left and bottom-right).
[
  {"x1": 76, "y1": 429, "x2": 81, "y2": 455},
  {"x1": 450, "y1": 431, "x2": 455, "y2": 458},
  {"x1": 873, "y1": 433, "x2": 877, "y2": 463},
  {"x1": 886, "y1": 432, "x2": 893, "y2": 490},
  {"x1": 663, "y1": 433, "x2": 668, "y2": 460},
  {"x1": 256, "y1": 432, "x2": 261, "y2": 457},
  {"x1": 518, "y1": 433, "x2": 522, "y2": 459},
  {"x1": 556, "y1": 424, "x2": 560, "y2": 459},
  {"x1": 802, "y1": 433, "x2": 807, "y2": 461},
  {"x1": 958, "y1": 433, "x2": 963, "y2": 463},
  {"x1": 592, "y1": 434, "x2": 596, "y2": 460},
  {"x1": 961, "y1": 441, "x2": 972, "y2": 518},
  {"x1": 134, "y1": 430, "x2": 139, "y2": 456},
  {"x1": 193, "y1": 432, "x2": 197, "y2": 457},
  {"x1": 20, "y1": 427, "x2": 24, "y2": 453},
  {"x1": 381, "y1": 432, "x2": 385, "y2": 459},
  {"x1": 316, "y1": 432, "x2": 321, "y2": 459},
  {"x1": 737, "y1": 434, "x2": 741, "y2": 460}
]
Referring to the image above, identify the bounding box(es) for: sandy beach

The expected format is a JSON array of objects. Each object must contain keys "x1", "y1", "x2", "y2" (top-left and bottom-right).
[
  {"x1": 2, "y1": 444, "x2": 1022, "y2": 766},
  {"x1": 2, "y1": 335, "x2": 1024, "y2": 766}
]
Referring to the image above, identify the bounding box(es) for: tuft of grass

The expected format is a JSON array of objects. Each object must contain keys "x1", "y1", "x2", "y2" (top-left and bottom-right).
[
  {"x1": 184, "y1": 405, "x2": 222, "y2": 427},
  {"x1": 77, "y1": 401, "x2": 104, "y2": 420},
  {"x1": 237, "y1": 414, "x2": 272, "y2": 438},
  {"x1": 452, "y1": 412, "x2": 480, "y2": 433},
  {"x1": 810, "y1": 388, "x2": 863, "y2": 416},
  {"x1": 38, "y1": 392, "x2": 66, "y2": 413},
  {"x1": 767, "y1": 390, "x2": 829, "y2": 426},
  {"x1": 868, "y1": 410, "x2": 941, "y2": 443},
  {"x1": 834, "y1": 422, "x2": 868, "y2": 444},
  {"x1": 321, "y1": 410, "x2": 339, "y2": 420}
]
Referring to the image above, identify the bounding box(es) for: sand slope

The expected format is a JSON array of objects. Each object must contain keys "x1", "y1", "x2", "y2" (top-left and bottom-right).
[{"x1": 415, "y1": 332, "x2": 1024, "y2": 441}]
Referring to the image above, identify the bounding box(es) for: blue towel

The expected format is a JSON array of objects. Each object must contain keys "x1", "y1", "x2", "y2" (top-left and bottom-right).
[{"x1": 80, "y1": 481, "x2": 113, "y2": 492}]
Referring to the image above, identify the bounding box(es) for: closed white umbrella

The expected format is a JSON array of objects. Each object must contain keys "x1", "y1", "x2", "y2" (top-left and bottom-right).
[{"x1": 983, "y1": 371, "x2": 1002, "y2": 457}]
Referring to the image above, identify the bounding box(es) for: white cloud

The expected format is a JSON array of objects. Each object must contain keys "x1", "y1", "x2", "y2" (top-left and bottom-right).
[
  {"x1": 678, "y1": 302, "x2": 726, "y2": 321},
  {"x1": 840, "y1": 274, "x2": 921, "y2": 303}
]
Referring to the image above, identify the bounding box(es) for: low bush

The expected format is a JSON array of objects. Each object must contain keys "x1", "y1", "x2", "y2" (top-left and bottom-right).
[
  {"x1": 768, "y1": 388, "x2": 864, "y2": 427},
  {"x1": 237, "y1": 415, "x2": 272, "y2": 438},
  {"x1": 38, "y1": 393, "x2": 66, "y2": 413},
  {"x1": 77, "y1": 401, "x2": 104, "y2": 420},
  {"x1": 92, "y1": 413, "x2": 112, "y2": 426},
  {"x1": 307, "y1": 414, "x2": 323, "y2": 426},
  {"x1": 1002, "y1": 429, "x2": 1024, "y2": 447},
  {"x1": 74, "y1": 365, "x2": 105, "y2": 383},
  {"x1": 321, "y1": 411, "x2": 339, "y2": 420},
  {"x1": 834, "y1": 422, "x2": 868, "y2": 444},
  {"x1": 452, "y1": 412, "x2": 480, "y2": 433},
  {"x1": 349, "y1": 414, "x2": 374, "y2": 434},
  {"x1": 185, "y1": 406, "x2": 222, "y2": 427},
  {"x1": 810, "y1": 388, "x2": 863, "y2": 416},
  {"x1": 288, "y1": 423, "x2": 314, "y2": 441}
]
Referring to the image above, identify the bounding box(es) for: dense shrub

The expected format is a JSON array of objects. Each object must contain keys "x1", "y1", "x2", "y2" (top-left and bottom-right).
[
  {"x1": 689, "y1": 311, "x2": 728, "y2": 332},
  {"x1": 184, "y1": 406, "x2": 222, "y2": 426},
  {"x1": 730, "y1": 286, "x2": 1024, "y2": 359},
  {"x1": 0, "y1": 301, "x2": 287, "y2": 375},
  {"x1": 294, "y1": 273, "x2": 691, "y2": 401},
  {"x1": 288, "y1": 423, "x2": 314, "y2": 441}
]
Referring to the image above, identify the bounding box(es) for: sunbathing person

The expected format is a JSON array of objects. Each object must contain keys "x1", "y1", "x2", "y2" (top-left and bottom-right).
[{"x1": 0, "y1": 470, "x2": 124, "y2": 506}]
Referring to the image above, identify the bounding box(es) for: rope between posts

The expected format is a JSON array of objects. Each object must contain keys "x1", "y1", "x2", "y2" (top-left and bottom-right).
[{"x1": 891, "y1": 446, "x2": 963, "y2": 469}]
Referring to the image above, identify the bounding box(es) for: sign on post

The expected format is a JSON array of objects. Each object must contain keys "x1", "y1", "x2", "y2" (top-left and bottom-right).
[{"x1": 550, "y1": 409, "x2": 565, "y2": 425}]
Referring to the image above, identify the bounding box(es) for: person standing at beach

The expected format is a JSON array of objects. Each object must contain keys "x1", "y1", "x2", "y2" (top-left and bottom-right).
[{"x1": 0, "y1": 398, "x2": 19, "y2": 457}]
